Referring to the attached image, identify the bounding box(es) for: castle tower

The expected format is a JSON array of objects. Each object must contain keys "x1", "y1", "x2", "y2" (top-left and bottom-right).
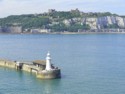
[{"x1": 45, "y1": 52, "x2": 52, "y2": 70}]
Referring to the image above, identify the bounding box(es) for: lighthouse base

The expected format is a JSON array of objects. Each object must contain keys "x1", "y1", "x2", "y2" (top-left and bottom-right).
[{"x1": 37, "y1": 69, "x2": 61, "y2": 79}]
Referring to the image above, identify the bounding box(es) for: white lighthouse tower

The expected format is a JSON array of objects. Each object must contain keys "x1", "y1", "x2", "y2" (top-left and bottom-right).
[{"x1": 45, "y1": 52, "x2": 52, "y2": 70}]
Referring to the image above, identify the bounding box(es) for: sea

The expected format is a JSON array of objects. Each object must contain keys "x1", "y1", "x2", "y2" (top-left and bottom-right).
[{"x1": 0, "y1": 34, "x2": 125, "y2": 94}]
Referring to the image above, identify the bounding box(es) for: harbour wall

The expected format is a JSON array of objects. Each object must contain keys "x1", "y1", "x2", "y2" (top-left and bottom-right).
[
  {"x1": 0, "y1": 59, "x2": 16, "y2": 68},
  {"x1": 37, "y1": 69, "x2": 61, "y2": 79},
  {"x1": 0, "y1": 59, "x2": 61, "y2": 79},
  {"x1": 0, "y1": 60, "x2": 35, "y2": 72}
]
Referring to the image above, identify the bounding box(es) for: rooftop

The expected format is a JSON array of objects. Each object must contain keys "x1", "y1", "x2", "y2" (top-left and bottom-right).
[{"x1": 33, "y1": 60, "x2": 46, "y2": 65}]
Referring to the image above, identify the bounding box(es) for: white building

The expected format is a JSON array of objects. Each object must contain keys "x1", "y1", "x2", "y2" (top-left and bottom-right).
[{"x1": 31, "y1": 29, "x2": 50, "y2": 33}]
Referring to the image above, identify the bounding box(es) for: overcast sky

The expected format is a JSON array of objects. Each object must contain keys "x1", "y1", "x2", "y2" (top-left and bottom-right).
[{"x1": 0, "y1": 0, "x2": 125, "y2": 18}]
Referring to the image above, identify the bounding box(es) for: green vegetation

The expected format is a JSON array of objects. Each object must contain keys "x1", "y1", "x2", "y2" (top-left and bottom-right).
[
  {"x1": 107, "y1": 24, "x2": 119, "y2": 28},
  {"x1": 48, "y1": 23, "x2": 90, "y2": 32},
  {"x1": 67, "y1": 24, "x2": 90, "y2": 32},
  {"x1": 0, "y1": 10, "x2": 121, "y2": 32},
  {"x1": 0, "y1": 15, "x2": 51, "y2": 29},
  {"x1": 49, "y1": 11, "x2": 81, "y2": 19}
]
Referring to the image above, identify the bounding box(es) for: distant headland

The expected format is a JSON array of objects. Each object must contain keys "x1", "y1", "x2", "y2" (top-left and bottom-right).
[{"x1": 0, "y1": 9, "x2": 125, "y2": 34}]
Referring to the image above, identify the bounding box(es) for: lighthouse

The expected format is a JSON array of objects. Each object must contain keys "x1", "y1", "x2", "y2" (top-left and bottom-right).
[{"x1": 45, "y1": 52, "x2": 52, "y2": 70}]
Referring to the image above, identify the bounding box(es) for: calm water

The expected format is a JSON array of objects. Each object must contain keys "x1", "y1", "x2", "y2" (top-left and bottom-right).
[{"x1": 0, "y1": 34, "x2": 125, "y2": 94}]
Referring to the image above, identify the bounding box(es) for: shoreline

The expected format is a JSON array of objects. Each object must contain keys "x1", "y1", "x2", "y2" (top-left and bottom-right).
[{"x1": 1, "y1": 32, "x2": 125, "y2": 35}]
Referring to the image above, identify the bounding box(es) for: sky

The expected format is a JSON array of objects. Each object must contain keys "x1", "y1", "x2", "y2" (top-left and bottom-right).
[{"x1": 0, "y1": 0, "x2": 125, "y2": 18}]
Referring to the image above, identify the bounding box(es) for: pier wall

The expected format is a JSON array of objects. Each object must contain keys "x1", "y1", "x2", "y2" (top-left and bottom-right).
[
  {"x1": 0, "y1": 60, "x2": 16, "y2": 68},
  {"x1": 37, "y1": 69, "x2": 61, "y2": 79},
  {"x1": 22, "y1": 64, "x2": 32, "y2": 72},
  {"x1": 22, "y1": 64, "x2": 38, "y2": 74},
  {"x1": 0, "y1": 59, "x2": 61, "y2": 79}
]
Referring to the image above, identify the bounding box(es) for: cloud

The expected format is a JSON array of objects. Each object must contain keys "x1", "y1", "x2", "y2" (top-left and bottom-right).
[{"x1": 0, "y1": 0, "x2": 125, "y2": 18}]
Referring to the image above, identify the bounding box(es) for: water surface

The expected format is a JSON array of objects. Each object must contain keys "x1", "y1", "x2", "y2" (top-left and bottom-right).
[{"x1": 0, "y1": 34, "x2": 125, "y2": 94}]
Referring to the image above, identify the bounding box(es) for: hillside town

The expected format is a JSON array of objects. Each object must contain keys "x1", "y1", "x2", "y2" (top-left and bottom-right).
[{"x1": 0, "y1": 9, "x2": 125, "y2": 34}]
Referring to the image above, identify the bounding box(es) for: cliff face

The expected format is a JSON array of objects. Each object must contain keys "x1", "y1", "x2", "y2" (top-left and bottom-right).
[
  {"x1": 0, "y1": 25, "x2": 22, "y2": 33},
  {"x1": 63, "y1": 16, "x2": 125, "y2": 30},
  {"x1": 86, "y1": 18, "x2": 97, "y2": 29},
  {"x1": 83, "y1": 16, "x2": 125, "y2": 29}
]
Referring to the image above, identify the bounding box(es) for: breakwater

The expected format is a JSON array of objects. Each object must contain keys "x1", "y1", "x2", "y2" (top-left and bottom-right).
[{"x1": 0, "y1": 53, "x2": 61, "y2": 79}]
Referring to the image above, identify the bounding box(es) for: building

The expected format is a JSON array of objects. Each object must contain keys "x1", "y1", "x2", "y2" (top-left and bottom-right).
[
  {"x1": 40, "y1": 29, "x2": 51, "y2": 33},
  {"x1": 0, "y1": 25, "x2": 22, "y2": 33},
  {"x1": 8, "y1": 25, "x2": 22, "y2": 33},
  {"x1": 31, "y1": 29, "x2": 50, "y2": 33},
  {"x1": 0, "y1": 26, "x2": 2, "y2": 33},
  {"x1": 48, "y1": 9, "x2": 56, "y2": 13},
  {"x1": 70, "y1": 8, "x2": 80, "y2": 13}
]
